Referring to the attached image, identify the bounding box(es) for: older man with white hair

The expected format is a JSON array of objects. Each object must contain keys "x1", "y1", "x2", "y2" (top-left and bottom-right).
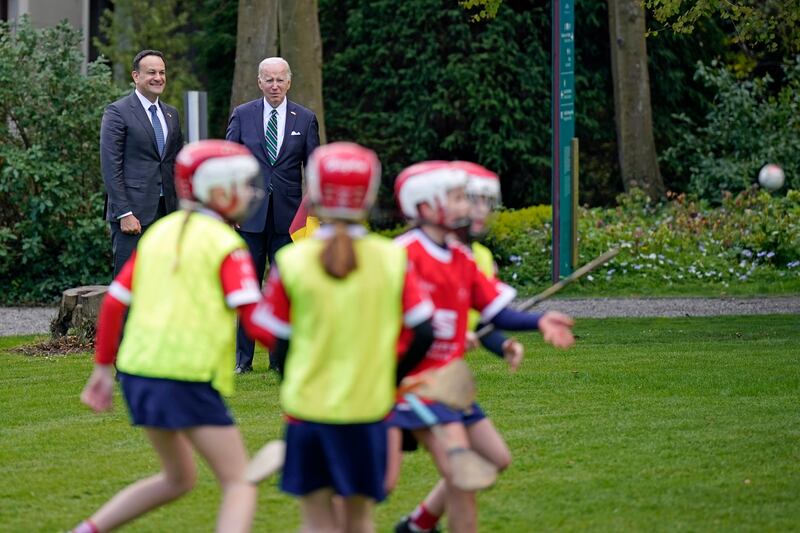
[{"x1": 226, "y1": 57, "x2": 320, "y2": 374}]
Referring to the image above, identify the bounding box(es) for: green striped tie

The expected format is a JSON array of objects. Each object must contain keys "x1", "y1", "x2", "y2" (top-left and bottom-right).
[{"x1": 265, "y1": 108, "x2": 278, "y2": 165}]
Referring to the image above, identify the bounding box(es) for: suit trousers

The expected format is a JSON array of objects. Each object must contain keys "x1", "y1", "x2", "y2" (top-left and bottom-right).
[
  {"x1": 235, "y1": 194, "x2": 293, "y2": 370},
  {"x1": 110, "y1": 197, "x2": 167, "y2": 278}
]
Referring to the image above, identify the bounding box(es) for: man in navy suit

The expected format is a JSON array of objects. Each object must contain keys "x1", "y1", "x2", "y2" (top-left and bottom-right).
[
  {"x1": 226, "y1": 57, "x2": 320, "y2": 373},
  {"x1": 100, "y1": 49, "x2": 183, "y2": 277}
]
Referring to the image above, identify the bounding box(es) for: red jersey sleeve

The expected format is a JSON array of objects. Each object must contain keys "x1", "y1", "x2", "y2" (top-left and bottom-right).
[
  {"x1": 248, "y1": 265, "x2": 292, "y2": 340},
  {"x1": 94, "y1": 252, "x2": 136, "y2": 365},
  {"x1": 469, "y1": 258, "x2": 516, "y2": 323},
  {"x1": 220, "y1": 248, "x2": 262, "y2": 308},
  {"x1": 401, "y1": 262, "x2": 433, "y2": 327}
]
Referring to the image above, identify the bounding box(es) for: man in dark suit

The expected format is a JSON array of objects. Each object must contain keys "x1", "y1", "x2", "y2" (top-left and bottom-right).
[
  {"x1": 100, "y1": 49, "x2": 183, "y2": 277},
  {"x1": 226, "y1": 57, "x2": 320, "y2": 374}
]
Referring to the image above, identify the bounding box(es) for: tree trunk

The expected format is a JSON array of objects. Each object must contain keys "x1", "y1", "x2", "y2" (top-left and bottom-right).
[
  {"x1": 607, "y1": 0, "x2": 665, "y2": 199},
  {"x1": 230, "y1": 0, "x2": 326, "y2": 143},
  {"x1": 52, "y1": 285, "x2": 108, "y2": 342},
  {"x1": 278, "y1": 0, "x2": 326, "y2": 144},
  {"x1": 230, "y1": 0, "x2": 279, "y2": 109}
]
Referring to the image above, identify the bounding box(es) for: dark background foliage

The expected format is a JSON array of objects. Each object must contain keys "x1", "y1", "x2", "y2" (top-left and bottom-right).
[
  {"x1": 0, "y1": 18, "x2": 122, "y2": 304},
  {"x1": 2, "y1": 1, "x2": 797, "y2": 303}
]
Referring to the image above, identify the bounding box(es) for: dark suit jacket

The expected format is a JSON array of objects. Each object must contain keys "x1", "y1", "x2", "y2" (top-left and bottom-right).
[
  {"x1": 226, "y1": 98, "x2": 320, "y2": 234},
  {"x1": 100, "y1": 91, "x2": 183, "y2": 226}
]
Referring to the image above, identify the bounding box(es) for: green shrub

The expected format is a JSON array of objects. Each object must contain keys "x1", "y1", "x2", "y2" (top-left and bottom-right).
[
  {"x1": 0, "y1": 18, "x2": 122, "y2": 304},
  {"x1": 482, "y1": 188, "x2": 800, "y2": 293},
  {"x1": 662, "y1": 59, "x2": 800, "y2": 202}
]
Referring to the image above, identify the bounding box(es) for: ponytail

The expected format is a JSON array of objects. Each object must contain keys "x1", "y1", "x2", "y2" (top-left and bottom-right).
[
  {"x1": 172, "y1": 209, "x2": 194, "y2": 272},
  {"x1": 321, "y1": 222, "x2": 357, "y2": 279}
]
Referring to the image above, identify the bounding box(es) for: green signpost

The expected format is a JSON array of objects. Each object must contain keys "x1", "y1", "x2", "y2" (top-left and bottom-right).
[{"x1": 552, "y1": 0, "x2": 576, "y2": 281}]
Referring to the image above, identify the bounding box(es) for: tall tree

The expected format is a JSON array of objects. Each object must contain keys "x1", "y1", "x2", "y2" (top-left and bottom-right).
[
  {"x1": 645, "y1": 0, "x2": 800, "y2": 54},
  {"x1": 607, "y1": 0, "x2": 665, "y2": 198},
  {"x1": 95, "y1": 0, "x2": 198, "y2": 115},
  {"x1": 231, "y1": 0, "x2": 326, "y2": 143}
]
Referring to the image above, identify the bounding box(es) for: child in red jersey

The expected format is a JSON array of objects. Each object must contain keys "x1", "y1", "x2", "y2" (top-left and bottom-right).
[
  {"x1": 395, "y1": 161, "x2": 530, "y2": 533},
  {"x1": 386, "y1": 161, "x2": 574, "y2": 533},
  {"x1": 75, "y1": 141, "x2": 280, "y2": 533}
]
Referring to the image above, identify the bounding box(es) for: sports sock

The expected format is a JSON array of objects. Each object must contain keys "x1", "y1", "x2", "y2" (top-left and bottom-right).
[
  {"x1": 410, "y1": 503, "x2": 440, "y2": 531},
  {"x1": 73, "y1": 520, "x2": 99, "y2": 533}
]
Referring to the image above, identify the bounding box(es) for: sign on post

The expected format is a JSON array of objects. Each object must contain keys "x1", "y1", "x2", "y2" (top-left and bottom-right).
[{"x1": 552, "y1": 0, "x2": 576, "y2": 281}]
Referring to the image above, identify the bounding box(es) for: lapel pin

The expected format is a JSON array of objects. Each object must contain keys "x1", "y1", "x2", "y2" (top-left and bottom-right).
[{"x1": 290, "y1": 111, "x2": 297, "y2": 115}]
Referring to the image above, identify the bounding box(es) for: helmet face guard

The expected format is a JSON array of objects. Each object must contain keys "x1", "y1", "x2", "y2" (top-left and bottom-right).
[
  {"x1": 306, "y1": 142, "x2": 381, "y2": 221},
  {"x1": 394, "y1": 162, "x2": 470, "y2": 230},
  {"x1": 175, "y1": 140, "x2": 262, "y2": 223}
]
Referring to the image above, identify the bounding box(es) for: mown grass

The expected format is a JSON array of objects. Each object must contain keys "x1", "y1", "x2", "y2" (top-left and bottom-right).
[
  {"x1": 529, "y1": 276, "x2": 800, "y2": 298},
  {"x1": 1, "y1": 315, "x2": 799, "y2": 532}
]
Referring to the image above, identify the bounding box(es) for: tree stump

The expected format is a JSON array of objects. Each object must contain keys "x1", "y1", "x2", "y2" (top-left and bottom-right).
[{"x1": 51, "y1": 285, "x2": 108, "y2": 342}]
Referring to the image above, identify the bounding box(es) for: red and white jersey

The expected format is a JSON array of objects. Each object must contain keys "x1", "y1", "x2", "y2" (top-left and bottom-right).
[{"x1": 395, "y1": 228, "x2": 515, "y2": 376}]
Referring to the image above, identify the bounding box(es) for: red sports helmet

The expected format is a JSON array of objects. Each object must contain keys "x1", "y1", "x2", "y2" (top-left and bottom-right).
[
  {"x1": 306, "y1": 142, "x2": 381, "y2": 221},
  {"x1": 394, "y1": 160, "x2": 467, "y2": 222}
]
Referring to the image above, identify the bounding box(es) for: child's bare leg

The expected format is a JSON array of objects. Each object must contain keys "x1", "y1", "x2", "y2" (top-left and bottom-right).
[
  {"x1": 186, "y1": 425, "x2": 256, "y2": 533},
  {"x1": 406, "y1": 417, "x2": 510, "y2": 529},
  {"x1": 467, "y1": 418, "x2": 511, "y2": 471},
  {"x1": 415, "y1": 424, "x2": 477, "y2": 533},
  {"x1": 299, "y1": 488, "x2": 339, "y2": 533},
  {"x1": 343, "y1": 495, "x2": 375, "y2": 533},
  {"x1": 89, "y1": 428, "x2": 197, "y2": 531},
  {"x1": 384, "y1": 426, "x2": 403, "y2": 494}
]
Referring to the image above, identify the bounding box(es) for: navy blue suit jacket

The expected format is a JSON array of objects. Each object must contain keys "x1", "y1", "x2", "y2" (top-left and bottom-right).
[{"x1": 226, "y1": 98, "x2": 320, "y2": 233}]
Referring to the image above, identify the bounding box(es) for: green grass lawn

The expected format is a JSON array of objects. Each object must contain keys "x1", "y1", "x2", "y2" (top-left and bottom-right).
[{"x1": 1, "y1": 315, "x2": 799, "y2": 532}]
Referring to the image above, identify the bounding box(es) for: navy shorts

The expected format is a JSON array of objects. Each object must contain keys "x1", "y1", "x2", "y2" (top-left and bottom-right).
[
  {"x1": 119, "y1": 372, "x2": 234, "y2": 429},
  {"x1": 388, "y1": 400, "x2": 486, "y2": 430},
  {"x1": 281, "y1": 419, "x2": 387, "y2": 502}
]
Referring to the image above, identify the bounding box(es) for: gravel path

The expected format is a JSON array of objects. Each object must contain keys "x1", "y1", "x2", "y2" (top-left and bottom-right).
[{"x1": 2, "y1": 296, "x2": 797, "y2": 336}]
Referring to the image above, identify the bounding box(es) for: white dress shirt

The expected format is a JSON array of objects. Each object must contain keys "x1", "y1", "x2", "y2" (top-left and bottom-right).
[{"x1": 263, "y1": 97, "x2": 287, "y2": 156}]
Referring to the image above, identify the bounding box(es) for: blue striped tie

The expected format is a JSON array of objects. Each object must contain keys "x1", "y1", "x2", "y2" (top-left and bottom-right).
[
  {"x1": 149, "y1": 104, "x2": 165, "y2": 158},
  {"x1": 265, "y1": 108, "x2": 278, "y2": 165}
]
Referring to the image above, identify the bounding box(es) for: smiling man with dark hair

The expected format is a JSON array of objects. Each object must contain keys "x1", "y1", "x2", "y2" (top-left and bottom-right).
[{"x1": 101, "y1": 49, "x2": 183, "y2": 277}]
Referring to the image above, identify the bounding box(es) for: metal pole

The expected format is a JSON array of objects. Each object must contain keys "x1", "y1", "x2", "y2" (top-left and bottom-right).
[
  {"x1": 183, "y1": 90, "x2": 208, "y2": 143},
  {"x1": 552, "y1": 0, "x2": 576, "y2": 280}
]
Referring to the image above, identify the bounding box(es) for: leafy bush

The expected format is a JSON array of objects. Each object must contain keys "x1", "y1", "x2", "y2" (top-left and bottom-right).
[
  {"x1": 0, "y1": 18, "x2": 122, "y2": 304},
  {"x1": 484, "y1": 188, "x2": 800, "y2": 293},
  {"x1": 662, "y1": 59, "x2": 800, "y2": 202}
]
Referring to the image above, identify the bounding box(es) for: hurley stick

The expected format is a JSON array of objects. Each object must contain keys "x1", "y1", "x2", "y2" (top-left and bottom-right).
[{"x1": 476, "y1": 247, "x2": 620, "y2": 338}]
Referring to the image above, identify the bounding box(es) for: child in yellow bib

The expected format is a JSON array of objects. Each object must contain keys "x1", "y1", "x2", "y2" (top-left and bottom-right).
[
  {"x1": 76, "y1": 141, "x2": 273, "y2": 533},
  {"x1": 253, "y1": 142, "x2": 434, "y2": 532}
]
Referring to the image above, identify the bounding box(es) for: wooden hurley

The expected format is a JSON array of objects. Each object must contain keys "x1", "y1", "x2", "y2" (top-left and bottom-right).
[
  {"x1": 403, "y1": 393, "x2": 498, "y2": 491},
  {"x1": 476, "y1": 247, "x2": 620, "y2": 339},
  {"x1": 245, "y1": 439, "x2": 286, "y2": 484},
  {"x1": 398, "y1": 359, "x2": 477, "y2": 411}
]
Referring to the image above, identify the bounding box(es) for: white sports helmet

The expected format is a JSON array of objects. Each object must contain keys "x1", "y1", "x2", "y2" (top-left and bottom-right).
[
  {"x1": 454, "y1": 161, "x2": 502, "y2": 207},
  {"x1": 394, "y1": 160, "x2": 468, "y2": 222}
]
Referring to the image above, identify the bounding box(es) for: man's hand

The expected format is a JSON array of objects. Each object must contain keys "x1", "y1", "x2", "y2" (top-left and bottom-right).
[
  {"x1": 120, "y1": 214, "x2": 142, "y2": 235},
  {"x1": 81, "y1": 364, "x2": 115, "y2": 412},
  {"x1": 538, "y1": 311, "x2": 575, "y2": 349},
  {"x1": 502, "y1": 338, "x2": 524, "y2": 372}
]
